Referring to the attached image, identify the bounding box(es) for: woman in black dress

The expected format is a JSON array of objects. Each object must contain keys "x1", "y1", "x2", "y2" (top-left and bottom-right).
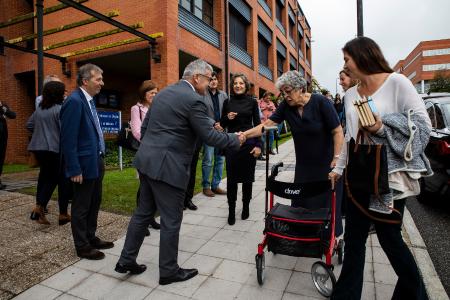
[
  {"x1": 0, "y1": 100, "x2": 16, "y2": 190},
  {"x1": 220, "y1": 74, "x2": 261, "y2": 225},
  {"x1": 243, "y1": 71, "x2": 344, "y2": 235}
]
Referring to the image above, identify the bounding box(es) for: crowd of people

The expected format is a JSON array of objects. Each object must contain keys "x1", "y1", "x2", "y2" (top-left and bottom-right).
[{"x1": 14, "y1": 36, "x2": 431, "y2": 299}]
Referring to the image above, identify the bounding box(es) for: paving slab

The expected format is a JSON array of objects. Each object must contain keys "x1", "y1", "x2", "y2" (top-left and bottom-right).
[{"x1": 5, "y1": 139, "x2": 447, "y2": 300}]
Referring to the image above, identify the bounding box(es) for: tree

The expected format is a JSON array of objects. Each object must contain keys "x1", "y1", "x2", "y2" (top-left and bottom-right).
[{"x1": 429, "y1": 70, "x2": 450, "y2": 93}]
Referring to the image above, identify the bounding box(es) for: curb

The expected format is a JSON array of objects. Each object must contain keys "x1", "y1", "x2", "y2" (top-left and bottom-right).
[{"x1": 403, "y1": 208, "x2": 449, "y2": 300}]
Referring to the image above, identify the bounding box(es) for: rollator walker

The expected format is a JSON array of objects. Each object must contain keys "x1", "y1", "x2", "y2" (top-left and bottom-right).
[{"x1": 255, "y1": 126, "x2": 343, "y2": 297}]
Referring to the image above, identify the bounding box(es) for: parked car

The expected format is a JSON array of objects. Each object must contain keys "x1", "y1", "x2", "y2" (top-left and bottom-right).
[{"x1": 418, "y1": 93, "x2": 450, "y2": 203}]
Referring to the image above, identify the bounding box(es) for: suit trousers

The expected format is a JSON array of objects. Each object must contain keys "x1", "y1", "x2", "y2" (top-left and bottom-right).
[
  {"x1": 184, "y1": 145, "x2": 201, "y2": 205},
  {"x1": 71, "y1": 157, "x2": 104, "y2": 249},
  {"x1": 119, "y1": 173, "x2": 185, "y2": 277},
  {"x1": 331, "y1": 195, "x2": 427, "y2": 300}
]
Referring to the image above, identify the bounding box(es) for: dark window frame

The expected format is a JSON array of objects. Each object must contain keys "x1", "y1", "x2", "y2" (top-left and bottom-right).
[
  {"x1": 258, "y1": 36, "x2": 270, "y2": 66},
  {"x1": 229, "y1": 7, "x2": 248, "y2": 50},
  {"x1": 277, "y1": 53, "x2": 285, "y2": 77},
  {"x1": 179, "y1": 0, "x2": 214, "y2": 26}
]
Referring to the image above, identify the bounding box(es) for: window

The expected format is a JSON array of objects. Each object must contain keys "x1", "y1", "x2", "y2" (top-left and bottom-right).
[
  {"x1": 277, "y1": 53, "x2": 285, "y2": 77},
  {"x1": 423, "y1": 63, "x2": 450, "y2": 72},
  {"x1": 423, "y1": 48, "x2": 450, "y2": 57},
  {"x1": 179, "y1": 0, "x2": 213, "y2": 26},
  {"x1": 258, "y1": 37, "x2": 270, "y2": 66},
  {"x1": 229, "y1": 8, "x2": 247, "y2": 50},
  {"x1": 276, "y1": 0, "x2": 283, "y2": 23}
]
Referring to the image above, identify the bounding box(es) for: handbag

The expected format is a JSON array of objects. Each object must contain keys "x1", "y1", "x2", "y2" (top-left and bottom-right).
[
  {"x1": 345, "y1": 130, "x2": 402, "y2": 224},
  {"x1": 117, "y1": 106, "x2": 143, "y2": 151}
]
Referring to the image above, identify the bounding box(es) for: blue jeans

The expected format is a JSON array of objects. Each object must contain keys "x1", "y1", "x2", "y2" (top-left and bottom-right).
[
  {"x1": 201, "y1": 144, "x2": 225, "y2": 190},
  {"x1": 261, "y1": 130, "x2": 274, "y2": 153}
]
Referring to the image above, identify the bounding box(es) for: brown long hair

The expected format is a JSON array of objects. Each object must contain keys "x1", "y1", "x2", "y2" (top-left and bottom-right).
[
  {"x1": 230, "y1": 73, "x2": 250, "y2": 95},
  {"x1": 343, "y1": 37, "x2": 393, "y2": 75}
]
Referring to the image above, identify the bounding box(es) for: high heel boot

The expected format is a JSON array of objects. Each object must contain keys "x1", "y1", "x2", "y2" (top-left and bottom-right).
[{"x1": 228, "y1": 201, "x2": 236, "y2": 225}]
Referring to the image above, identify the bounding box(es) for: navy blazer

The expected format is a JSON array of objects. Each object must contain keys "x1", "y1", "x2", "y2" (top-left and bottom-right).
[{"x1": 60, "y1": 88, "x2": 102, "y2": 179}]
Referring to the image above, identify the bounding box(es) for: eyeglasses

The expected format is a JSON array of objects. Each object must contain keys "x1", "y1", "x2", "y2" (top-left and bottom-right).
[
  {"x1": 197, "y1": 74, "x2": 213, "y2": 82},
  {"x1": 280, "y1": 88, "x2": 296, "y2": 97}
]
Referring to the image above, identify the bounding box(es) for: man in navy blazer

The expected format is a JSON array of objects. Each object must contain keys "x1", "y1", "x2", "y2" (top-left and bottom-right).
[{"x1": 60, "y1": 63, "x2": 113, "y2": 260}]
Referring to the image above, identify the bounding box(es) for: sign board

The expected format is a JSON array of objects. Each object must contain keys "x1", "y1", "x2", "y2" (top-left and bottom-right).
[{"x1": 98, "y1": 110, "x2": 120, "y2": 134}]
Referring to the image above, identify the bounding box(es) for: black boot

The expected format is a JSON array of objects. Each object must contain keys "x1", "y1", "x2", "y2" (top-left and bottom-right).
[
  {"x1": 228, "y1": 202, "x2": 236, "y2": 225},
  {"x1": 241, "y1": 200, "x2": 250, "y2": 220}
]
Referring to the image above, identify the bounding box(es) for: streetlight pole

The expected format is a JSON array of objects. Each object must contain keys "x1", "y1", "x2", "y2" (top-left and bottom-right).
[{"x1": 357, "y1": 0, "x2": 363, "y2": 37}]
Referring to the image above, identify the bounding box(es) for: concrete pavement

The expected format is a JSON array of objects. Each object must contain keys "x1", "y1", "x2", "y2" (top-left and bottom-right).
[{"x1": 6, "y1": 139, "x2": 448, "y2": 300}]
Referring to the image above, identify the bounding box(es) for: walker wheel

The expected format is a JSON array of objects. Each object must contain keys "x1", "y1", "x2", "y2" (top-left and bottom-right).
[
  {"x1": 311, "y1": 261, "x2": 336, "y2": 297},
  {"x1": 255, "y1": 253, "x2": 265, "y2": 285},
  {"x1": 337, "y1": 239, "x2": 344, "y2": 265}
]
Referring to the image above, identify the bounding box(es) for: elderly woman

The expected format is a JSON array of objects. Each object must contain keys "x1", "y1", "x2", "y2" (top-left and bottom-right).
[
  {"x1": 328, "y1": 37, "x2": 430, "y2": 300},
  {"x1": 130, "y1": 80, "x2": 160, "y2": 231},
  {"x1": 221, "y1": 74, "x2": 261, "y2": 225},
  {"x1": 243, "y1": 71, "x2": 344, "y2": 235}
]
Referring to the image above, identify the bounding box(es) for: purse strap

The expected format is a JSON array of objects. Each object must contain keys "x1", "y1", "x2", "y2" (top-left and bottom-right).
[{"x1": 346, "y1": 141, "x2": 402, "y2": 224}]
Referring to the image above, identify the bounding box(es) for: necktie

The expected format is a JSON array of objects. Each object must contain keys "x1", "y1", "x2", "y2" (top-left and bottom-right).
[{"x1": 88, "y1": 99, "x2": 106, "y2": 154}]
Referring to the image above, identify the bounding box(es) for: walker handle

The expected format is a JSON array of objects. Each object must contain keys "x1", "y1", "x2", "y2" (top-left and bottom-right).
[{"x1": 270, "y1": 162, "x2": 283, "y2": 178}]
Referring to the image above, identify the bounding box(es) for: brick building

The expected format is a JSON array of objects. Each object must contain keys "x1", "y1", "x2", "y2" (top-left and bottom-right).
[
  {"x1": 393, "y1": 38, "x2": 450, "y2": 93},
  {"x1": 0, "y1": 0, "x2": 312, "y2": 164}
]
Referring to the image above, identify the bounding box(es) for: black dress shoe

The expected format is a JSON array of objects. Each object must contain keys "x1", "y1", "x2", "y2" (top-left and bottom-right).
[
  {"x1": 149, "y1": 219, "x2": 160, "y2": 230},
  {"x1": 0, "y1": 183, "x2": 6, "y2": 190},
  {"x1": 159, "y1": 268, "x2": 198, "y2": 285},
  {"x1": 90, "y1": 238, "x2": 114, "y2": 250},
  {"x1": 145, "y1": 228, "x2": 150, "y2": 236},
  {"x1": 184, "y1": 200, "x2": 198, "y2": 211},
  {"x1": 115, "y1": 262, "x2": 147, "y2": 274},
  {"x1": 76, "y1": 247, "x2": 105, "y2": 260}
]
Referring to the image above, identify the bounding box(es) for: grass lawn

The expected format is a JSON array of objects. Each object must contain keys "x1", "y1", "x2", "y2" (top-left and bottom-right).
[
  {"x1": 2, "y1": 164, "x2": 37, "y2": 174},
  {"x1": 17, "y1": 135, "x2": 292, "y2": 215}
]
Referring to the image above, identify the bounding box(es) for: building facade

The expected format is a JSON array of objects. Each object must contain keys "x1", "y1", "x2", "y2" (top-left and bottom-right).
[
  {"x1": 393, "y1": 38, "x2": 450, "y2": 93},
  {"x1": 0, "y1": 0, "x2": 312, "y2": 164}
]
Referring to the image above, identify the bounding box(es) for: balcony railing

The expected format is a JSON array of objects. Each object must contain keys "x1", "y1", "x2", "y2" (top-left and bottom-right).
[
  {"x1": 178, "y1": 6, "x2": 220, "y2": 48},
  {"x1": 259, "y1": 63, "x2": 273, "y2": 80},
  {"x1": 258, "y1": 0, "x2": 272, "y2": 18},
  {"x1": 275, "y1": 19, "x2": 285, "y2": 36},
  {"x1": 230, "y1": 42, "x2": 253, "y2": 68}
]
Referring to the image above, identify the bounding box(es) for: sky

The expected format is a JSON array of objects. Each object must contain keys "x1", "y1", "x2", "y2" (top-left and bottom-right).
[{"x1": 299, "y1": 0, "x2": 450, "y2": 95}]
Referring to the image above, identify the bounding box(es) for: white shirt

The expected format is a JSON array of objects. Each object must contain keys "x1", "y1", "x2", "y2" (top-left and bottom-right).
[
  {"x1": 80, "y1": 87, "x2": 98, "y2": 121},
  {"x1": 334, "y1": 72, "x2": 431, "y2": 175}
]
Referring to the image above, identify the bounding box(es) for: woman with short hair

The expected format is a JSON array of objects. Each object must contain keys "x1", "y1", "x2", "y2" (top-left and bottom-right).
[
  {"x1": 130, "y1": 80, "x2": 160, "y2": 231},
  {"x1": 28, "y1": 81, "x2": 71, "y2": 225},
  {"x1": 243, "y1": 70, "x2": 344, "y2": 235}
]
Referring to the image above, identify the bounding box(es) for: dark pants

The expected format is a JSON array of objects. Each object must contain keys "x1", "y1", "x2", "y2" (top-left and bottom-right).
[
  {"x1": 34, "y1": 151, "x2": 71, "y2": 214},
  {"x1": 184, "y1": 145, "x2": 201, "y2": 206},
  {"x1": 0, "y1": 126, "x2": 7, "y2": 176},
  {"x1": 136, "y1": 185, "x2": 157, "y2": 222},
  {"x1": 119, "y1": 173, "x2": 185, "y2": 277},
  {"x1": 332, "y1": 195, "x2": 428, "y2": 300},
  {"x1": 71, "y1": 157, "x2": 104, "y2": 250},
  {"x1": 227, "y1": 181, "x2": 253, "y2": 205}
]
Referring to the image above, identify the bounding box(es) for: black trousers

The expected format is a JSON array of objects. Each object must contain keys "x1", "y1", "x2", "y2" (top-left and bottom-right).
[
  {"x1": 119, "y1": 173, "x2": 185, "y2": 277},
  {"x1": 227, "y1": 181, "x2": 253, "y2": 205},
  {"x1": 71, "y1": 157, "x2": 104, "y2": 250},
  {"x1": 184, "y1": 145, "x2": 201, "y2": 206},
  {"x1": 34, "y1": 151, "x2": 71, "y2": 214},
  {"x1": 331, "y1": 195, "x2": 428, "y2": 300},
  {"x1": 136, "y1": 185, "x2": 157, "y2": 222},
  {"x1": 0, "y1": 126, "x2": 7, "y2": 176}
]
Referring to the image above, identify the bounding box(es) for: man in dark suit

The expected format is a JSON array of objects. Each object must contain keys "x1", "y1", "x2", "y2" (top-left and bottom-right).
[
  {"x1": 60, "y1": 63, "x2": 113, "y2": 260},
  {"x1": 115, "y1": 59, "x2": 244, "y2": 285}
]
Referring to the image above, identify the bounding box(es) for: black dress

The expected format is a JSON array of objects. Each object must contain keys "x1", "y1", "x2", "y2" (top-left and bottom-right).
[{"x1": 221, "y1": 94, "x2": 261, "y2": 183}]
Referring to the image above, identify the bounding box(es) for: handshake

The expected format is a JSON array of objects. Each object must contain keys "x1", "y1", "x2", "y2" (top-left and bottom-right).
[{"x1": 235, "y1": 131, "x2": 247, "y2": 145}]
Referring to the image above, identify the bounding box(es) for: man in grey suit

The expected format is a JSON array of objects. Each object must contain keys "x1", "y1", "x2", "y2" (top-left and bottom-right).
[
  {"x1": 115, "y1": 59, "x2": 244, "y2": 285},
  {"x1": 201, "y1": 72, "x2": 228, "y2": 197}
]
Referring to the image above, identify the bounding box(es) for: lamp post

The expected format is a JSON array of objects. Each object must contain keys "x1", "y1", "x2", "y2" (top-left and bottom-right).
[{"x1": 357, "y1": 0, "x2": 364, "y2": 37}]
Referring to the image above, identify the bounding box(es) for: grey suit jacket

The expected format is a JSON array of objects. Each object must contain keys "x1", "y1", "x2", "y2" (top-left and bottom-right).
[
  {"x1": 134, "y1": 80, "x2": 240, "y2": 190},
  {"x1": 203, "y1": 90, "x2": 227, "y2": 120}
]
